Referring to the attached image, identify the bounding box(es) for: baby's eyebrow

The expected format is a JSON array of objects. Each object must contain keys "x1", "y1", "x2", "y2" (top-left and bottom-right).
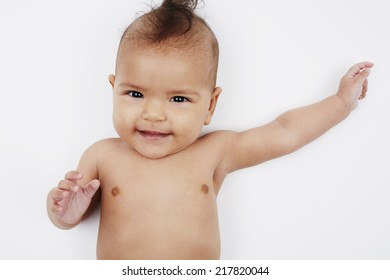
[
  {"x1": 168, "y1": 89, "x2": 200, "y2": 96},
  {"x1": 118, "y1": 82, "x2": 146, "y2": 92}
]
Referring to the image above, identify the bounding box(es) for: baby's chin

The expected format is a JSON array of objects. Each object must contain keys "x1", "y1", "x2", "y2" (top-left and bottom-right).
[
  {"x1": 134, "y1": 149, "x2": 171, "y2": 159},
  {"x1": 117, "y1": 132, "x2": 199, "y2": 159},
  {"x1": 130, "y1": 142, "x2": 190, "y2": 160}
]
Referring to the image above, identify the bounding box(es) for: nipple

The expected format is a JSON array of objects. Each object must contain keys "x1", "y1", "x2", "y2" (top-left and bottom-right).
[
  {"x1": 201, "y1": 184, "x2": 209, "y2": 194},
  {"x1": 111, "y1": 187, "x2": 120, "y2": 197}
]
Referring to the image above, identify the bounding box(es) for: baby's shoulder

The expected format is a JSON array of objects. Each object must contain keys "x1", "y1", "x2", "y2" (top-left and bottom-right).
[
  {"x1": 193, "y1": 130, "x2": 237, "y2": 154},
  {"x1": 90, "y1": 137, "x2": 123, "y2": 148},
  {"x1": 83, "y1": 138, "x2": 126, "y2": 159},
  {"x1": 197, "y1": 130, "x2": 236, "y2": 145},
  {"x1": 77, "y1": 138, "x2": 124, "y2": 175}
]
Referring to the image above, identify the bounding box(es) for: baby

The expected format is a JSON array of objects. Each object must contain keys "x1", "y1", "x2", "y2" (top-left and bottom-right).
[{"x1": 47, "y1": 0, "x2": 373, "y2": 259}]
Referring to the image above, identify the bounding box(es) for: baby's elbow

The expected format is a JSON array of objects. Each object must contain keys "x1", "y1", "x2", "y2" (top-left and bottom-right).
[
  {"x1": 277, "y1": 134, "x2": 301, "y2": 158},
  {"x1": 273, "y1": 120, "x2": 303, "y2": 156}
]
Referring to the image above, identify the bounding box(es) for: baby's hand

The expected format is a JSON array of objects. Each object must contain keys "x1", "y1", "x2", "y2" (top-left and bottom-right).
[
  {"x1": 337, "y1": 61, "x2": 374, "y2": 112},
  {"x1": 49, "y1": 171, "x2": 100, "y2": 226}
]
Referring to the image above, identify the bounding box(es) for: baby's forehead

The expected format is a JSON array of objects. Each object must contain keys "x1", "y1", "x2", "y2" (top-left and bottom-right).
[
  {"x1": 115, "y1": 41, "x2": 217, "y2": 90},
  {"x1": 116, "y1": 37, "x2": 215, "y2": 72},
  {"x1": 119, "y1": 38, "x2": 210, "y2": 58}
]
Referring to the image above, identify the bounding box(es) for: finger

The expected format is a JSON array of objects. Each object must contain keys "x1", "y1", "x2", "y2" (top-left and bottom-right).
[
  {"x1": 359, "y1": 79, "x2": 368, "y2": 100},
  {"x1": 49, "y1": 193, "x2": 64, "y2": 213},
  {"x1": 65, "y1": 170, "x2": 83, "y2": 181},
  {"x1": 51, "y1": 204, "x2": 62, "y2": 214},
  {"x1": 347, "y1": 61, "x2": 374, "y2": 78},
  {"x1": 82, "y1": 179, "x2": 100, "y2": 198},
  {"x1": 51, "y1": 188, "x2": 70, "y2": 201},
  {"x1": 58, "y1": 179, "x2": 80, "y2": 192},
  {"x1": 362, "y1": 78, "x2": 368, "y2": 91},
  {"x1": 51, "y1": 204, "x2": 66, "y2": 216}
]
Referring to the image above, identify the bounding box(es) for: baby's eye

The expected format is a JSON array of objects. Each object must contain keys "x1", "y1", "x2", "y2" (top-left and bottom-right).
[
  {"x1": 170, "y1": 96, "x2": 189, "y2": 103},
  {"x1": 127, "y1": 91, "x2": 143, "y2": 98}
]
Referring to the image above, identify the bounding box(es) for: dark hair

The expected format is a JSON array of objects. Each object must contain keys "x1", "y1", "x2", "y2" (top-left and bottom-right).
[
  {"x1": 116, "y1": 0, "x2": 219, "y2": 84},
  {"x1": 121, "y1": 0, "x2": 208, "y2": 42},
  {"x1": 144, "y1": 0, "x2": 200, "y2": 42}
]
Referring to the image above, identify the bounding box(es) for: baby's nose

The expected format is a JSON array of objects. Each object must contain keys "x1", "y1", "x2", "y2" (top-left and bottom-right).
[{"x1": 142, "y1": 100, "x2": 167, "y2": 122}]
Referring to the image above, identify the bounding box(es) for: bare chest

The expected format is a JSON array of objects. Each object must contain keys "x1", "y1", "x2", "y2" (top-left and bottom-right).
[
  {"x1": 96, "y1": 149, "x2": 222, "y2": 259},
  {"x1": 99, "y1": 152, "x2": 217, "y2": 204}
]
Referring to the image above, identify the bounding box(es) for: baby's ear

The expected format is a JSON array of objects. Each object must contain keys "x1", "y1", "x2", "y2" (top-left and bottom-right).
[
  {"x1": 108, "y1": 74, "x2": 115, "y2": 89},
  {"x1": 204, "y1": 87, "x2": 222, "y2": 125}
]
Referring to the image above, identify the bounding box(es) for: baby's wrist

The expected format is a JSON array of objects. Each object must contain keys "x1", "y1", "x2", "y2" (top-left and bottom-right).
[{"x1": 334, "y1": 93, "x2": 353, "y2": 116}]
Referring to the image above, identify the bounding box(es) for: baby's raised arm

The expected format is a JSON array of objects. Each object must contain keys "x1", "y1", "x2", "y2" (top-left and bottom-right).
[
  {"x1": 47, "y1": 144, "x2": 101, "y2": 229},
  {"x1": 221, "y1": 62, "x2": 374, "y2": 173}
]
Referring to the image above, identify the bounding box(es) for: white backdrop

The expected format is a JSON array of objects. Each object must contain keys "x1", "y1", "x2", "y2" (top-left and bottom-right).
[{"x1": 1, "y1": 0, "x2": 389, "y2": 259}]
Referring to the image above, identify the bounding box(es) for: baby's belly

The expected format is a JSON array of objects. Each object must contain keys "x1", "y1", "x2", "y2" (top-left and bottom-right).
[{"x1": 96, "y1": 184, "x2": 221, "y2": 260}]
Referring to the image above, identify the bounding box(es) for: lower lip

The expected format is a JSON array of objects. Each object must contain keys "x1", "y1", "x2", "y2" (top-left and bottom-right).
[{"x1": 137, "y1": 130, "x2": 171, "y2": 140}]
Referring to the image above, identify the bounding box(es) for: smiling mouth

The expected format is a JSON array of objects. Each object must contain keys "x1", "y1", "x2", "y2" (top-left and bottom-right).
[{"x1": 137, "y1": 130, "x2": 172, "y2": 140}]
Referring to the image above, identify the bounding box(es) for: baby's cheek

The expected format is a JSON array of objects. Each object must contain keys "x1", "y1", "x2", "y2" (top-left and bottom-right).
[
  {"x1": 180, "y1": 122, "x2": 202, "y2": 142},
  {"x1": 113, "y1": 110, "x2": 132, "y2": 134}
]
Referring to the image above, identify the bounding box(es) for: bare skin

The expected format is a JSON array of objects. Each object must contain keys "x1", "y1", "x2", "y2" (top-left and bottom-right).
[{"x1": 47, "y1": 43, "x2": 373, "y2": 259}]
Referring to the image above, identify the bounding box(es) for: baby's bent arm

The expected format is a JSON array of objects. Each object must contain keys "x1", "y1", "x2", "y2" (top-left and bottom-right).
[
  {"x1": 222, "y1": 62, "x2": 373, "y2": 173},
  {"x1": 47, "y1": 143, "x2": 101, "y2": 229}
]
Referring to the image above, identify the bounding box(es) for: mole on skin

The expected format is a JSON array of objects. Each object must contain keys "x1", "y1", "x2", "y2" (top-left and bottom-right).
[
  {"x1": 201, "y1": 184, "x2": 209, "y2": 194},
  {"x1": 111, "y1": 187, "x2": 120, "y2": 196}
]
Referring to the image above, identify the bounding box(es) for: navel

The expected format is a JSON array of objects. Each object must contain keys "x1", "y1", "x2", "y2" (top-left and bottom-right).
[
  {"x1": 111, "y1": 187, "x2": 120, "y2": 197},
  {"x1": 201, "y1": 184, "x2": 209, "y2": 194}
]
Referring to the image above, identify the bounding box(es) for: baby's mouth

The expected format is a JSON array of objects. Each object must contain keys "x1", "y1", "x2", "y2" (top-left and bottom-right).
[{"x1": 137, "y1": 130, "x2": 172, "y2": 140}]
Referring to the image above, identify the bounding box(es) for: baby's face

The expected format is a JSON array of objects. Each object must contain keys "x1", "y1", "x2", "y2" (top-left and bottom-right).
[{"x1": 110, "y1": 45, "x2": 220, "y2": 159}]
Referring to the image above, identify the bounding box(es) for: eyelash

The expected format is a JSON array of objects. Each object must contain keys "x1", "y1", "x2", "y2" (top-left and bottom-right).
[{"x1": 126, "y1": 91, "x2": 190, "y2": 103}]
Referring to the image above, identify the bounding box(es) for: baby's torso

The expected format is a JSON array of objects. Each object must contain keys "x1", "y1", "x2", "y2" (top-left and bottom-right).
[{"x1": 95, "y1": 137, "x2": 226, "y2": 259}]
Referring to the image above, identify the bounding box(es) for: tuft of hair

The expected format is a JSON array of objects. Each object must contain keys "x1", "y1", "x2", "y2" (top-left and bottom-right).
[
  {"x1": 120, "y1": 0, "x2": 218, "y2": 53},
  {"x1": 145, "y1": 0, "x2": 199, "y2": 41}
]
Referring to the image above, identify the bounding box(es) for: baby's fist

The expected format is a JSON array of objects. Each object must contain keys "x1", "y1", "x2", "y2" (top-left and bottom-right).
[{"x1": 337, "y1": 61, "x2": 374, "y2": 111}]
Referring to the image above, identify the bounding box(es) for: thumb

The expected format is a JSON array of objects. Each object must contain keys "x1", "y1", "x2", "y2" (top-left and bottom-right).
[{"x1": 82, "y1": 179, "x2": 100, "y2": 198}]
